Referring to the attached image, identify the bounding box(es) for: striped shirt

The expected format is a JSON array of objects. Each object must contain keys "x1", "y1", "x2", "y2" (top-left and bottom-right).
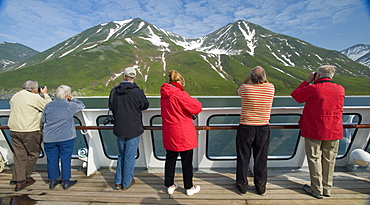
[{"x1": 239, "y1": 83, "x2": 275, "y2": 125}]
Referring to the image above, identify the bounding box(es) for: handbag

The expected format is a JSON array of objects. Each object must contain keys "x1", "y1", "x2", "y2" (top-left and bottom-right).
[{"x1": 103, "y1": 110, "x2": 115, "y2": 125}]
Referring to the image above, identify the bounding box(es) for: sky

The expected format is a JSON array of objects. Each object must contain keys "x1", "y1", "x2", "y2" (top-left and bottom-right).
[{"x1": 0, "y1": 0, "x2": 369, "y2": 52}]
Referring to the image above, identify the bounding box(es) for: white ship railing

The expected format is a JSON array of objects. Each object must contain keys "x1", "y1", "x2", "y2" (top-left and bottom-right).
[{"x1": 0, "y1": 106, "x2": 369, "y2": 176}]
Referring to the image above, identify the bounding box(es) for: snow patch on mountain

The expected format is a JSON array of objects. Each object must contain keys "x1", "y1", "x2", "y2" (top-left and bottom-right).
[
  {"x1": 162, "y1": 52, "x2": 167, "y2": 73},
  {"x1": 171, "y1": 37, "x2": 204, "y2": 51},
  {"x1": 314, "y1": 53, "x2": 323, "y2": 61},
  {"x1": 341, "y1": 44, "x2": 370, "y2": 68},
  {"x1": 103, "y1": 19, "x2": 133, "y2": 43},
  {"x1": 0, "y1": 59, "x2": 15, "y2": 67},
  {"x1": 281, "y1": 53, "x2": 295, "y2": 66},
  {"x1": 266, "y1": 44, "x2": 295, "y2": 67},
  {"x1": 341, "y1": 44, "x2": 370, "y2": 61},
  {"x1": 140, "y1": 26, "x2": 170, "y2": 51},
  {"x1": 133, "y1": 21, "x2": 145, "y2": 33},
  {"x1": 200, "y1": 54, "x2": 227, "y2": 80},
  {"x1": 83, "y1": 44, "x2": 98, "y2": 50},
  {"x1": 271, "y1": 66, "x2": 299, "y2": 80},
  {"x1": 60, "y1": 38, "x2": 89, "y2": 58},
  {"x1": 238, "y1": 21, "x2": 257, "y2": 56}
]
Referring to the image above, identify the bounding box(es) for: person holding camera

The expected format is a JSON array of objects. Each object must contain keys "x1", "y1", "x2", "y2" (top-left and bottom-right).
[
  {"x1": 235, "y1": 66, "x2": 275, "y2": 196},
  {"x1": 8, "y1": 80, "x2": 51, "y2": 191},
  {"x1": 42, "y1": 85, "x2": 85, "y2": 190},
  {"x1": 109, "y1": 67, "x2": 149, "y2": 191},
  {"x1": 291, "y1": 65, "x2": 345, "y2": 199},
  {"x1": 160, "y1": 70, "x2": 202, "y2": 196}
]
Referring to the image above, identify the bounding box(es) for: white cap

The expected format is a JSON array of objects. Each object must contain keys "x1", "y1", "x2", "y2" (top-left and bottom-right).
[{"x1": 124, "y1": 67, "x2": 136, "y2": 78}]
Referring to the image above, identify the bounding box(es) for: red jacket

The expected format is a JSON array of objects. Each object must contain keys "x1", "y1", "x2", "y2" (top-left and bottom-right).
[
  {"x1": 290, "y1": 78, "x2": 345, "y2": 141},
  {"x1": 160, "y1": 83, "x2": 202, "y2": 151}
]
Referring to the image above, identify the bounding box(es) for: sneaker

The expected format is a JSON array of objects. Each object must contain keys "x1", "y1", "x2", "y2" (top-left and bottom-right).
[
  {"x1": 186, "y1": 185, "x2": 200, "y2": 196},
  {"x1": 257, "y1": 190, "x2": 266, "y2": 196},
  {"x1": 167, "y1": 183, "x2": 178, "y2": 194},
  {"x1": 115, "y1": 184, "x2": 122, "y2": 190},
  {"x1": 303, "y1": 184, "x2": 323, "y2": 199}
]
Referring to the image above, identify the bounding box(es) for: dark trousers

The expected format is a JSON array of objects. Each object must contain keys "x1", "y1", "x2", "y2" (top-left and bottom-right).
[
  {"x1": 165, "y1": 149, "x2": 194, "y2": 189},
  {"x1": 44, "y1": 138, "x2": 74, "y2": 181},
  {"x1": 10, "y1": 131, "x2": 42, "y2": 182},
  {"x1": 236, "y1": 125, "x2": 270, "y2": 193}
]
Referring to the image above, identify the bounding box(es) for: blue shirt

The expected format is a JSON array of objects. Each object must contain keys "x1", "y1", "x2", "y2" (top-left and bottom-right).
[{"x1": 42, "y1": 98, "x2": 85, "y2": 143}]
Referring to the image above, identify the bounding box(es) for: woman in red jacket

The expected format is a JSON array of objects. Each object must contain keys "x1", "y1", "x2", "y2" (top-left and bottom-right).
[{"x1": 160, "y1": 70, "x2": 202, "y2": 196}]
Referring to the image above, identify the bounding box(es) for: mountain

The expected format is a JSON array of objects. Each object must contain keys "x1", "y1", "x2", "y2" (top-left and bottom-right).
[
  {"x1": 341, "y1": 44, "x2": 370, "y2": 68},
  {"x1": 0, "y1": 42, "x2": 40, "y2": 72},
  {"x1": 0, "y1": 18, "x2": 369, "y2": 96}
]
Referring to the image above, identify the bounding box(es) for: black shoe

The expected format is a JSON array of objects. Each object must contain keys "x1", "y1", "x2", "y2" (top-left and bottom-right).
[
  {"x1": 14, "y1": 178, "x2": 35, "y2": 192},
  {"x1": 235, "y1": 183, "x2": 247, "y2": 195},
  {"x1": 9, "y1": 180, "x2": 17, "y2": 185},
  {"x1": 49, "y1": 179, "x2": 61, "y2": 190},
  {"x1": 62, "y1": 180, "x2": 77, "y2": 190},
  {"x1": 256, "y1": 186, "x2": 266, "y2": 196}
]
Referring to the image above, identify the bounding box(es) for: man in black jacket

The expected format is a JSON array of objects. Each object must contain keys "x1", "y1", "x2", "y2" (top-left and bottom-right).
[{"x1": 109, "y1": 67, "x2": 149, "y2": 190}]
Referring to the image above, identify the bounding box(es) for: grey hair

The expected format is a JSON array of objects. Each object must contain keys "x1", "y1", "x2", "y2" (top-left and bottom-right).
[
  {"x1": 250, "y1": 66, "x2": 267, "y2": 84},
  {"x1": 22, "y1": 80, "x2": 38, "y2": 92},
  {"x1": 318, "y1": 65, "x2": 336, "y2": 79},
  {"x1": 55, "y1": 85, "x2": 71, "y2": 99}
]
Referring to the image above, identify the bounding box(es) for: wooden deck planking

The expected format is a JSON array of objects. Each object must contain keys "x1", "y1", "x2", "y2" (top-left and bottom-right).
[{"x1": 0, "y1": 167, "x2": 369, "y2": 205}]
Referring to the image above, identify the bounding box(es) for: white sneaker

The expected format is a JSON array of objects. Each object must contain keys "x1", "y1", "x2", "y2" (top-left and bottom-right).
[
  {"x1": 186, "y1": 185, "x2": 201, "y2": 196},
  {"x1": 167, "y1": 183, "x2": 178, "y2": 195}
]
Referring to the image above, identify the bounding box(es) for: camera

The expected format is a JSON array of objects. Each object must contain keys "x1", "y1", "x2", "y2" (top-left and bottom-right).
[
  {"x1": 102, "y1": 115, "x2": 115, "y2": 125},
  {"x1": 313, "y1": 72, "x2": 317, "y2": 80},
  {"x1": 192, "y1": 114, "x2": 198, "y2": 120},
  {"x1": 38, "y1": 86, "x2": 45, "y2": 93}
]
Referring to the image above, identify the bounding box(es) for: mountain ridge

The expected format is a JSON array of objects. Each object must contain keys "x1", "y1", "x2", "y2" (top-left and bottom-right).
[
  {"x1": 0, "y1": 42, "x2": 40, "y2": 72},
  {"x1": 341, "y1": 44, "x2": 370, "y2": 68},
  {"x1": 0, "y1": 18, "x2": 369, "y2": 96}
]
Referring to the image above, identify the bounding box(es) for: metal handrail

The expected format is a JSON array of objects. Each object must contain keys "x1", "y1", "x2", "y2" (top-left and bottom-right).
[{"x1": 1, "y1": 124, "x2": 370, "y2": 130}]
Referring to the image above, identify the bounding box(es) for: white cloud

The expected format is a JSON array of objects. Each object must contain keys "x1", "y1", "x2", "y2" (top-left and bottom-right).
[{"x1": 0, "y1": 0, "x2": 369, "y2": 51}]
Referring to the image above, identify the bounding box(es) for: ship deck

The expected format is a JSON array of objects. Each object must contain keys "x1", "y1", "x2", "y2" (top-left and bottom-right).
[{"x1": 0, "y1": 166, "x2": 369, "y2": 205}]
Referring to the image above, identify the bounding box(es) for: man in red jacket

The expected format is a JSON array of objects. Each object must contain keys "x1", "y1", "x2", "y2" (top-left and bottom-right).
[{"x1": 291, "y1": 65, "x2": 345, "y2": 199}]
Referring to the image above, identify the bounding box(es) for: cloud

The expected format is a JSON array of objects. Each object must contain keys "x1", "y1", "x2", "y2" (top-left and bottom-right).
[{"x1": 0, "y1": 0, "x2": 368, "y2": 51}]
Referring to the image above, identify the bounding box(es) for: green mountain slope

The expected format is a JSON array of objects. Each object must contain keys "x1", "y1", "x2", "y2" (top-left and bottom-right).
[
  {"x1": 0, "y1": 42, "x2": 39, "y2": 72},
  {"x1": 0, "y1": 19, "x2": 369, "y2": 96}
]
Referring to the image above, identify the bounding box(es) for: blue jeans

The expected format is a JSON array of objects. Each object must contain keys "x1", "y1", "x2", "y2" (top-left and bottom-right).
[
  {"x1": 44, "y1": 138, "x2": 74, "y2": 181},
  {"x1": 115, "y1": 136, "x2": 140, "y2": 187}
]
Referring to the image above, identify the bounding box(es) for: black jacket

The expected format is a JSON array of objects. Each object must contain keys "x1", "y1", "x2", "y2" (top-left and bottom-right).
[{"x1": 109, "y1": 82, "x2": 149, "y2": 138}]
